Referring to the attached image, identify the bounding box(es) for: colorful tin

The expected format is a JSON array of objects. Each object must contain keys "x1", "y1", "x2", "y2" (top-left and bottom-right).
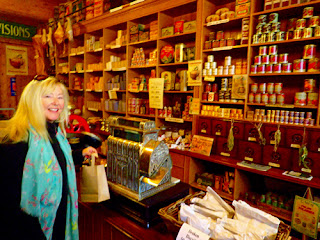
[
  {"x1": 303, "y1": 45, "x2": 316, "y2": 59},
  {"x1": 308, "y1": 58, "x2": 320, "y2": 72},
  {"x1": 293, "y1": 59, "x2": 306, "y2": 72}
]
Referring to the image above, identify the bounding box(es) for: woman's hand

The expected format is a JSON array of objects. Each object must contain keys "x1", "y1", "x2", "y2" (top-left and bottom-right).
[{"x1": 82, "y1": 146, "x2": 98, "y2": 158}]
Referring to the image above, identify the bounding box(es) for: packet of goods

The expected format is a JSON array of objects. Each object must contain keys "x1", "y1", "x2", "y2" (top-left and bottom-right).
[
  {"x1": 189, "y1": 204, "x2": 229, "y2": 220},
  {"x1": 180, "y1": 203, "x2": 216, "y2": 235},
  {"x1": 232, "y1": 200, "x2": 280, "y2": 240}
]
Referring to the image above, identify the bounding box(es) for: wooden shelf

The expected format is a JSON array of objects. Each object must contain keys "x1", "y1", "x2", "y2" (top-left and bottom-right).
[
  {"x1": 164, "y1": 90, "x2": 193, "y2": 94},
  {"x1": 247, "y1": 103, "x2": 318, "y2": 109},
  {"x1": 128, "y1": 65, "x2": 157, "y2": 69},
  {"x1": 203, "y1": 44, "x2": 248, "y2": 53},
  {"x1": 105, "y1": 110, "x2": 126, "y2": 114},
  {"x1": 189, "y1": 182, "x2": 234, "y2": 201},
  {"x1": 250, "y1": 72, "x2": 320, "y2": 77},
  {"x1": 204, "y1": 15, "x2": 247, "y2": 28},
  {"x1": 159, "y1": 62, "x2": 189, "y2": 67},
  {"x1": 201, "y1": 101, "x2": 245, "y2": 105},
  {"x1": 128, "y1": 113, "x2": 155, "y2": 118},
  {"x1": 251, "y1": 36, "x2": 320, "y2": 47},
  {"x1": 159, "y1": 31, "x2": 196, "y2": 40},
  {"x1": 128, "y1": 39, "x2": 157, "y2": 47}
]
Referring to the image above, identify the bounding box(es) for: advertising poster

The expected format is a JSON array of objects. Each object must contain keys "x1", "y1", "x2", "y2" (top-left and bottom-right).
[
  {"x1": 6, "y1": 45, "x2": 28, "y2": 75},
  {"x1": 188, "y1": 60, "x2": 202, "y2": 86},
  {"x1": 149, "y1": 78, "x2": 164, "y2": 109},
  {"x1": 291, "y1": 195, "x2": 320, "y2": 238},
  {"x1": 231, "y1": 75, "x2": 247, "y2": 99}
]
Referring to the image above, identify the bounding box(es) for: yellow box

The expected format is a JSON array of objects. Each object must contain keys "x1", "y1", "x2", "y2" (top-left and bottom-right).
[
  {"x1": 235, "y1": 3, "x2": 250, "y2": 17},
  {"x1": 161, "y1": 26, "x2": 174, "y2": 37},
  {"x1": 183, "y1": 20, "x2": 196, "y2": 33}
]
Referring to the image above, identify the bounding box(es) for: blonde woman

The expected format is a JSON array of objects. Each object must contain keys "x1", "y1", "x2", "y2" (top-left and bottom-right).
[{"x1": 0, "y1": 76, "x2": 97, "y2": 240}]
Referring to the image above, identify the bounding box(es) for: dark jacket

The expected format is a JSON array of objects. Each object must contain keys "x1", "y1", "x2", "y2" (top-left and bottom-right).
[{"x1": 0, "y1": 123, "x2": 83, "y2": 240}]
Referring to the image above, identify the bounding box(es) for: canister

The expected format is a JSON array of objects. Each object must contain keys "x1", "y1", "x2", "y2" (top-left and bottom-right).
[
  {"x1": 208, "y1": 55, "x2": 214, "y2": 62},
  {"x1": 205, "y1": 83, "x2": 212, "y2": 92},
  {"x1": 273, "y1": 63, "x2": 282, "y2": 73},
  {"x1": 274, "y1": 83, "x2": 283, "y2": 94},
  {"x1": 259, "y1": 46, "x2": 268, "y2": 56},
  {"x1": 287, "y1": 18, "x2": 297, "y2": 31},
  {"x1": 212, "y1": 40, "x2": 219, "y2": 48},
  {"x1": 303, "y1": 44, "x2": 316, "y2": 59},
  {"x1": 277, "y1": 93, "x2": 285, "y2": 104},
  {"x1": 202, "y1": 92, "x2": 208, "y2": 101},
  {"x1": 219, "y1": 39, "x2": 227, "y2": 47},
  {"x1": 270, "y1": 54, "x2": 278, "y2": 64},
  {"x1": 218, "y1": 66, "x2": 224, "y2": 75},
  {"x1": 293, "y1": 59, "x2": 306, "y2": 72},
  {"x1": 267, "y1": 31, "x2": 276, "y2": 42},
  {"x1": 304, "y1": 79, "x2": 316, "y2": 92},
  {"x1": 217, "y1": 31, "x2": 224, "y2": 40},
  {"x1": 296, "y1": 18, "x2": 307, "y2": 29},
  {"x1": 309, "y1": 16, "x2": 319, "y2": 28},
  {"x1": 259, "y1": 83, "x2": 266, "y2": 93},
  {"x1": 303, "y1": 7, "x2": 314, "y2": 19},
  {"x1": 223, "y1": 66, "x2": 229, "y2": 75},
  {"x1": 272, "y1": 22, "x2": 281, "y2": 32},
  {"x1": 255, "y1": 93, "x2": 262, "y2": 103},
  {"x1": 253, "y1": 34, "x2": 260, "y2": 44},
  {"x1": 303, "y1": 28, "x2": 313, "y2": 38},
  {"x1": 258, "y1": 15, "x2": 267, "y2": 24},
  {"x1": 204, "y1": 62, "x2": 211, "y2": 69},
  {"x1": 225, "y1": 56, "x2": 232, "y2": 66},
  {"x1": 294, "y1": 92, "x2": 307, "y2": 106},
  {"x1": 282, "y1": 63, "x2": 292, "y2": 72},
  {"x1": 315, "y1": 26, "x2": 320, "y2": 37},
  {"x1": 266, "y1": 64, "x2": 273, "y2": 73},
  {"x1": 229, "y1": 65, "x2": 235, "y2": 75},
  {"x1": 279, "y1": 53, "x2": 288, "y2": 63},
  {"x1": 269, "y1": 13, "x2": 279, "y2": 23},
  {"x1": 262, "y1": 55, "x2": 270, "y2": 65},
  {"x1": 269, "y1": 93, "x2": 276, "y2": 104},
  {"x1": 251, "y1": 65, "x2": 258, "y2": 74},
  {"x1": 286, "y1": 31, "x2": 294, "y2": 40},
  {"x1": 269, "y1": 45, "x2": 278, "y2": 55},
  {"x1": 262, "y1": 93, "x2": 269, "y2": 104},
  {"x1": 267, "y1": 83, "x2": 274, "y2": 94},
  {"x1": 221, "y1": 78, "x2": 228, "y2": 91},
  {"x1": 212, "y1": 83, "x2": 218, "y2": 92},
  {"x1": 254, "y1": 55, "x2": 262, "y2": 65},
  {"x1": 203, "y1": 68, "x2": 207, "y2": 76},
  {"x1": 210, "y1": 62, "x2": 217, "y2": 68},
  {"x1": 263, "y1": 23, "x2": 271, "y2": 33},
  {"x1": 307, "y1": 93, "x2": 318, "y2": 106},
  {"x1": 293, "y1": 29, "x2": 303, "y2": 39},
  {"x1": 227, "y1": 38, "x2": 235, "y2": 46},
  {"x1": 258, "y1": 64, "x2": 266, "y2": 73},
  {"x1": 251, "y1": 83, "x2": 258, "y2": 93},
  {"x1": 276, "y1": 31, "x2": 285, "y2": 41},
  {"x1": 308, "y1": 58, "x2": 320, "y2": 72}
]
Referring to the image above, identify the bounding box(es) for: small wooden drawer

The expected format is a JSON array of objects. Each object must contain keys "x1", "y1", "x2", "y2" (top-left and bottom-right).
[
  {"x1": 262, "y1": 145, "x2": 291, "y2": 170},
  {"x1": 285, "y1": 127, "x2": 309, "y2": 149},
  {"x1": 227, "y1": 121, "x2": 244, "y2": 140},
  {"x1": 170, "y1": 152, "x2": 185, "y2": 168},
  {"x1": 171, "y1": 166, "x2": 185, "y2": 181},
  {"x1": 264, "y1": 125, "x2": 286, "y2": 146},
  {"x1": 308, "y1": 129, "x2": 320, "y2": 153},
  {"x1": 238, "y1": 140, "x2": 263, "y2": 164},
  {"x1": 244, "y1": 123, "x2": 265, "y2": 144},
  {"x1": 212, "y1": 119, "x2": 228, "y2": 137},
  {"x1": 216, "y1": 136, "x2": 239, "y2": 158},
  {"x1": 198, "y1": 118, "x2": 212, "y2": 136},
  {"x1": 291, "y1": 150, "x2": 320, "y2": 178}
]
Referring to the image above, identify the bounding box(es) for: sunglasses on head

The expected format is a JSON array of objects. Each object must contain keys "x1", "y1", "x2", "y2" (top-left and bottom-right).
[{"x1": 34, "y1": 75, "x2": 49, "y2": 81}]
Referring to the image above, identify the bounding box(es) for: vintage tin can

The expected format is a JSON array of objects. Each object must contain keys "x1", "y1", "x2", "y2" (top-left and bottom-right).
[
  {"x1": 217, "y1": 31, "x2": 224, "y2": 40},
  {"x1": 202, "y1": 92, "x2": 208, "y2": 101},
  {"x1": 282, "y1": 63, "x2": 292, "y2": 72},
  {"x1": 275, "y1": 83, "x2": 283, "y2": 94},
  {"x1": 309, "y1": 16, "x2": 319, "y2": 28},
  {"x1": 218, "y1": 66, "x2": 224, "y2": 75},
  {"x1": 259, "y1": 33, "x2": 267, "y2": 43},
  {"x1": 269, "y1": 45, "x2": 278, "y2": 55},
  {"x1": 212, "y1": 40, "x2": 219, "y2": 48},
  {"x1": 315, "y1": 26, "x2": 320, "y2": 37},
  {"x1": 210, "y1": 62, "x2": 217, "y2": 68},
  {"x1": 287, "y1": 18, "x2": 297, "y2": 31},
  {"x1": 253, "y1": 34, "x2": 260, "y2": 44},
  {"x1": 251, "y1": 83, "x2": 258, "y2": 93},
  {"x1": 296, "y1": 18, "x2": 307, "y2": 29},
  {"x1": 293, "y1": 59, "x2": 307, "y2": 72},
  {"x1": 294, "y1": 92, "x2": 307, "y2": 105},
  {"x1": 254, "y1": 55, "x2": 262, "y2": 65},
  {"x1": 307, "y1": 112, "x2": 312, "y2": 118},
  {"x1": 205, "y1": 83, "x2": 212, "y2": 92},
  {"x1": 219, "y1": 39, "x2": 227, "y2": 47},
  {"x1": 270, "y1": 54, "x2": 278, "y2": 64},
  {"x1": 293, "y1": 29, "x2": 303, "y2": 39},
  {"x1": 277, "y1": 93, "x2": 285, "y2": 104},
  {"x1": 251, "y1": 65, "x2": 258, "y2": 74},
  {"x1": 307, "y1": 93, "x2": 319, "y2": 106},
  {"x1": 221, "y1": 78, "x2": 228, "y2": 91},
  {"x1": 303, "y1": 44, "x2": 316, "y2": 59},
  {"x1": 262, "y1": 55, "x2": 270, "y2": 65},
  {"x1": 208, "y1": 55, "x2": 214, "y2": 62},
  {"x1": 227, "y1": 38, "x2": 235, "y2": 46},
  {"x1": 258, "y1": 64, "x2": 266, "y2": 73},
  {"x1": 263, "y1": 23, "x2": 271, "y2": 33},
  {"x1": 304, "y1": 79, "x2": 316, "y2": 92},
  {"x1": 223, "y1": 66, "x2": 229, "y2": 75},
  {"x1": 279, "y1": 53, "x2": 288, "y2": 63},
  {"x1": 255, "y1": 93, "x2": 262, "y2": 103},
  {"x1": 259, "y1": 46, "x2": 268, "y2": 56},
  {"x1": 174, "y1": 20, "x2": 184, "y2": 34},
  {"x1": 273, "y1": 63, "x2": 281, "y2": 73},
  {"x1": 308, "y1": 58, "x2": 320, "y2": 72},
  {"x1": 204, "y1": 62, "x2": 211, "y2": 69},
  {"x1": 262, "y1": 93, "x2": 269, "y2": 104},
  {"x1": 229, "y1": 65, "x2": 235, "y2": 75},
  {"x1": 225, "y1": 56, "x2": 232, "y2": 66},
  {"x1": 269, "y1": 13, "x2": 279, "y2": 23},
  {"x1": 205, "y1": 41, "x2": 212, "y2": 49},
  {"x1": 276, "y1": 31, "x2": 285, "y2": 41},
  {"x1": 266, "y1": 64, "x2": 273, "y2": 73},
  {"x1": 212, "y1": 83, "x2": 218, "y2": 92},
  {"x1": 259, "y1": 83, "x2": 266, "y2": 93},
  {"x1": 303, "y1": 7, "x2": 314, "y2": 19},
  {"x1": 269, "y1": 93, "x2": 276, "y2": 104},
  {"x1": 286, "y1": 31, "x2": 294, "y2": 40},
  {"x1": 272, "y1": 22, "x2": 281, "y2": 32},
  {"x1": 248, "y1": 92, "x2": 255, "y2": 103},
  {"x1": 267, "y1": 31, "x2": 276, "y2": 42},
  {"x1": 203, "y1": 68, "x2": 207, "y2": 76},
  {"x1": 267, "y1": 83, "x2": 274, "y2": 94},
  {"x1": 258, "y1": 15, "x2": 267, "y2": 24},
  {"x1": 303, "y1": 28, "x2": 313, "y2": 38}
]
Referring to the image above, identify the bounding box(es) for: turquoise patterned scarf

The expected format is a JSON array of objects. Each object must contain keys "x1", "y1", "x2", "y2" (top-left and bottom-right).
[{"x1": 21, "y1": 127, "x2": 79, "y2": 240}]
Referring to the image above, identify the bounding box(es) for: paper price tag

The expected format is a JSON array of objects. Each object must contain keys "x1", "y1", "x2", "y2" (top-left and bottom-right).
[{"x1": 176, "y1": 223, "x2": 210, "y2": 240}]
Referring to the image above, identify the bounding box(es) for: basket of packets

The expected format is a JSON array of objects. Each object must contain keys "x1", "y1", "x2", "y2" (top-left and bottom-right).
[{"x1": 158, "y1": 187, "x2": 291, "y2": 240}]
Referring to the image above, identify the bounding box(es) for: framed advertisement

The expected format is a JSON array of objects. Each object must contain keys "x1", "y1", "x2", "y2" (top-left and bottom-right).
[{"x1": 6, "y1": 45, "x2": 28, "y2": 76}]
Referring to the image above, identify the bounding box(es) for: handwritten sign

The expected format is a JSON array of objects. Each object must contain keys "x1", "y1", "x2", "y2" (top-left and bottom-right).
[
  {"x1": 149, "y1": 78, "x2": 164, "y2": 109},
  {"x1": 176, "y1": 223, "x2": 210, "y2": 240},
  {"x1": 291, "y1": 195, "x2": 320, "y2": 238}
]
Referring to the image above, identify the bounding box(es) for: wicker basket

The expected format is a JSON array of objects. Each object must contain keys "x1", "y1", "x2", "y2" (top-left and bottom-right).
[{"x1": 158, "y1": 191, "x2": 291, "y2": 240}]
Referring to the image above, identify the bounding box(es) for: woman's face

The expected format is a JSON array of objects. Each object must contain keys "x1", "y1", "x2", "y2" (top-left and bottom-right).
[{"x1": 41, "y1": 86, "x2": 65, "y2": 122}]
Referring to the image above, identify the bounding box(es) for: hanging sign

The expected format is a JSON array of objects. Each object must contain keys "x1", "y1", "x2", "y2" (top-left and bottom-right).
[
  {"x1": 291, "y1": 195, "x2": 320, "y2": 239},
  {"x1": 0, "y1": 20, "x2": 36, "y2": 41},
  {"x1": 149, "y1": 78, "x2": 164, "y2": 109}
]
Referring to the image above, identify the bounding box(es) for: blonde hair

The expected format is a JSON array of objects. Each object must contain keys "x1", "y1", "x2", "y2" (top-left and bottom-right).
[{"x1": 3, "y1": 76, "x2": 70, "y2": 143}]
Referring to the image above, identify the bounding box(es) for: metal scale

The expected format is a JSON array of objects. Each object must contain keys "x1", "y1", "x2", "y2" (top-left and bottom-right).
[{"x1": 105, "y1": 116, "x2": 179, "y2": 201}]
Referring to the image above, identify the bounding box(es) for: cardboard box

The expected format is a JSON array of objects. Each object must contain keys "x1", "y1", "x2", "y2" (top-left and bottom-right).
[
  {"x1": 139, "y1": 31, "x2": 149, "y2": 41},
  {"x1": 129, "y1": 33, "x2": 139, "y2": 43},
  {"x1": 130, "y1": 25, "x2": 138, "y2": 35},
  {"x1": 161, "y1": 26, "x2": 174, "y2": 37},
  {"x1": 235, "y1": 2, "x2": 250, "y2": 17},
  {"x1": 183, "y1": 20, "x2": 196, "y2": 33},
  {"x1": 236, "y1": 0, "x2": 250, "y2": 5}
]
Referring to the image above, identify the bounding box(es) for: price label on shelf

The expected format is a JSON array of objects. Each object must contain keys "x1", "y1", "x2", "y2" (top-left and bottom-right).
[
  {"x1": 176, "y1": 223, "x2": 210, "y2": 240},
  {"x1": 207, "y1": 19, "x2": 229, "y2": 26}
]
